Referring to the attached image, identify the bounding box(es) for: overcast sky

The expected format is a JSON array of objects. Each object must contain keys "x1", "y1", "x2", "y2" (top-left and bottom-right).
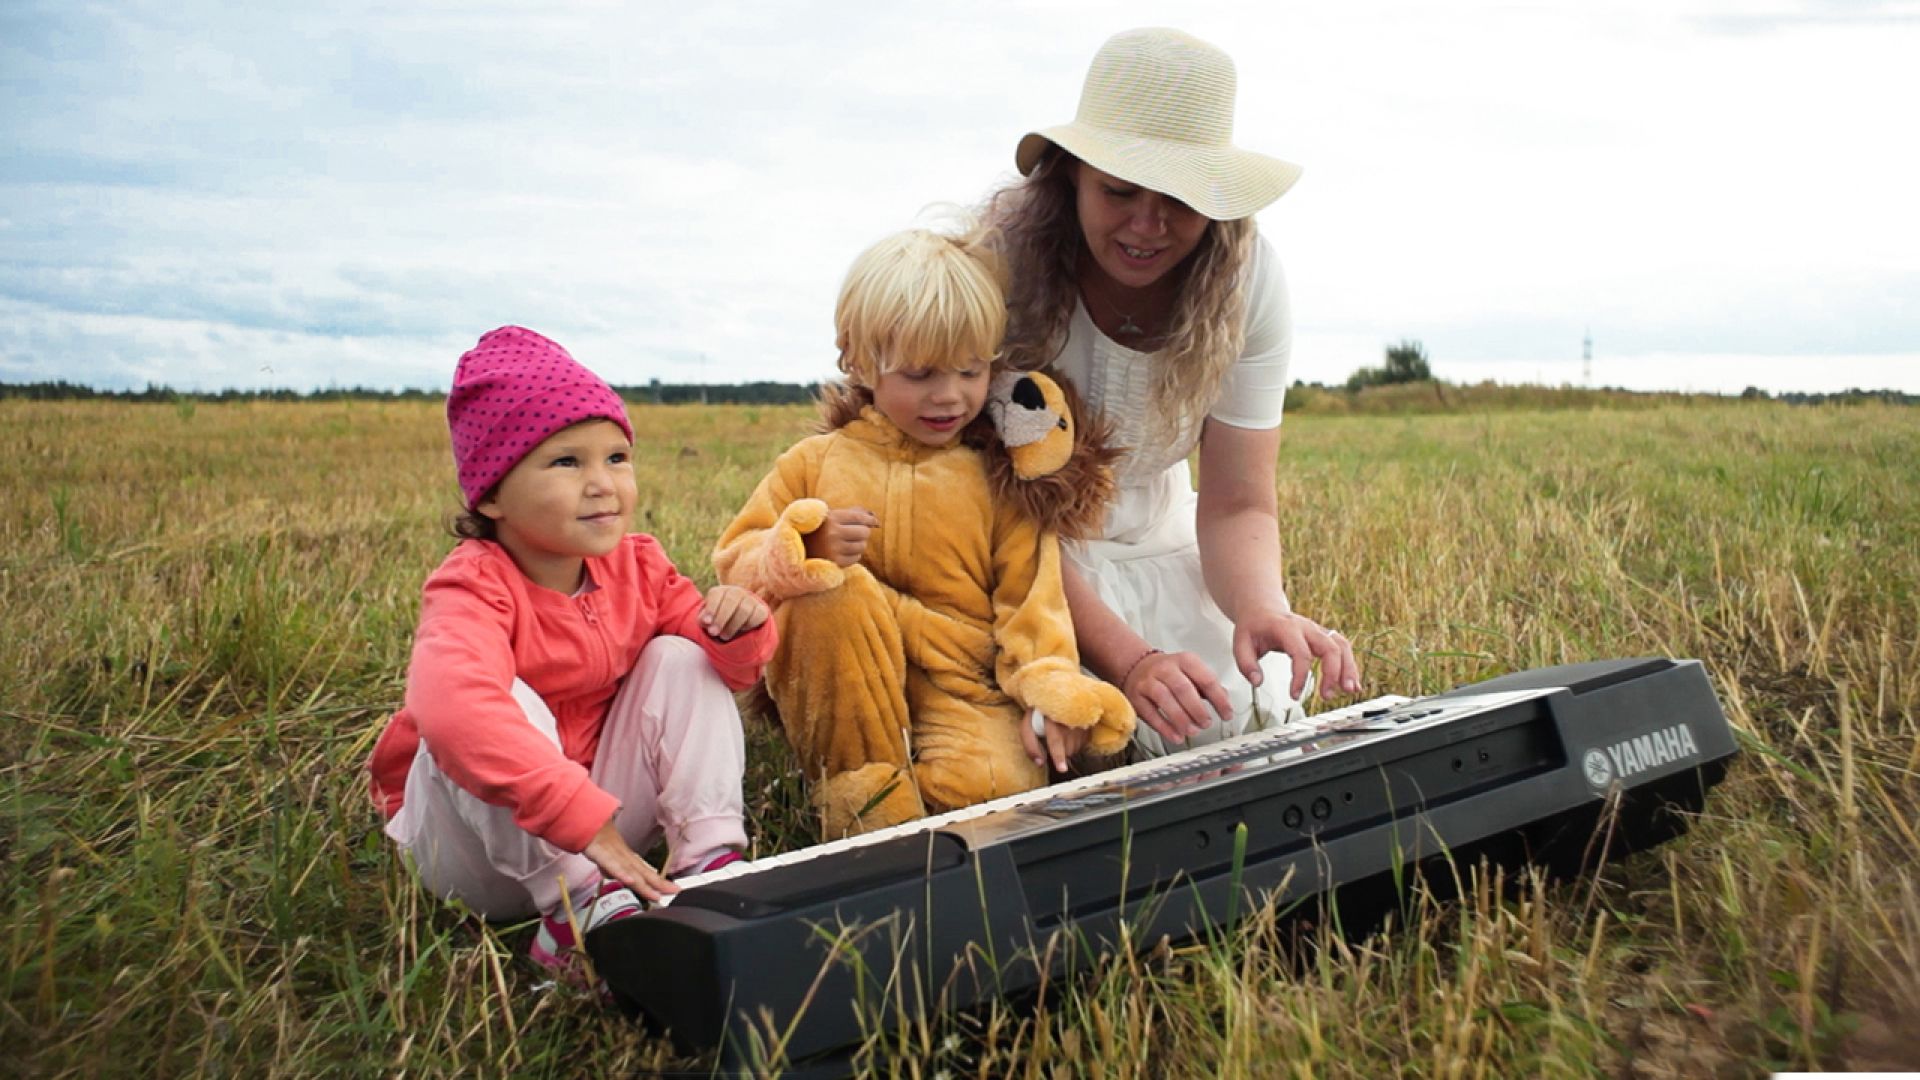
[{"x1": 4, "y1": 0, "x2": 1916, "y2": 395}]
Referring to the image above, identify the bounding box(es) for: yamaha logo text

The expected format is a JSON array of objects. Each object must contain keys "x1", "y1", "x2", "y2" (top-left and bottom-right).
[{"x1": 1585, "y1": 724, "x2": 1700, "y2": 790}]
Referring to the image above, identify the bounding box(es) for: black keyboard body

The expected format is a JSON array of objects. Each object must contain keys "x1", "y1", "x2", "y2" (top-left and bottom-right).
[{"x1": 588, "y1": 657, "x2": 1738, "y2": 1070}]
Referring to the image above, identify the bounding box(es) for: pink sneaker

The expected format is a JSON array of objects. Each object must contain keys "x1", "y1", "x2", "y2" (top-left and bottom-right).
[
  {"x1": 677, "y1": 849, "x2": 744, "y2": 880},
  {"x1": 528, "y1": 878, "x2": 643, "y2": 980},
  {"x1": 696, "y1": 849, "x2": 743, "y2": 874}
]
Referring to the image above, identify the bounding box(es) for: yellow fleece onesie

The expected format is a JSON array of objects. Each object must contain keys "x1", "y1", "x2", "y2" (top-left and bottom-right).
[{"x1": 714, "y1": 382, "x2": 1132, "y2": 838}]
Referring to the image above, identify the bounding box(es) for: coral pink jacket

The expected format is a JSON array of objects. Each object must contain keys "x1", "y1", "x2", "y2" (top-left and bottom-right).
[{"x1": 369, "y1": 535, "x2": 776, "y2": 852}]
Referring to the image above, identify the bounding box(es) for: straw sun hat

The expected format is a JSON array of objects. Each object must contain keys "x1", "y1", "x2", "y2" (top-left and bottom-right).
[{"x1": 1015, "y1": 27, "x2": 1301, "y2": 222}]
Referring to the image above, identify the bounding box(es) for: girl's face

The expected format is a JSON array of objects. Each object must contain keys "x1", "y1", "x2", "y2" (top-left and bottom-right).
[
  {"x1": 478, "y1": 419, "x2": 635, "y2": 592},
  {"x1": 870, "y1": 357, "x2": 990, "y2": 447},
  {"x1": 1072, "y1": 162, "x2": 1211, "y2": 295}
]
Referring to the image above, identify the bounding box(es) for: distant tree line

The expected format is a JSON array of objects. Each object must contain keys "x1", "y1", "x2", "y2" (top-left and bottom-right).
[
  {"x1": 0, "y1": 379, "x2": 824, "y2": 405},
  {"x1": 1345, "y1": 339, "x2": 1434, "y2": 392},
  {"x1": 4, "y1": 371, "x2": 1914, "y2": 409},
  {"x1": 0, "y1": 380, "x2": 446, "y2": 402},
  {"x1": 633, "y1": 379, "x2": 820, "y2": 405},
  {"x1": 1324, "y1": 339, "x2": 1918, "y2": 406},
  {"x1": 1738, "y1": 385, "x2": 1919, "y2": 406}
]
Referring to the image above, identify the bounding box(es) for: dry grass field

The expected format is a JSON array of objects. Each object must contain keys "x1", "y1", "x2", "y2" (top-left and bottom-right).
[{"x1": 3, "y1": 394, "x2": 1916, "y2": 1077}]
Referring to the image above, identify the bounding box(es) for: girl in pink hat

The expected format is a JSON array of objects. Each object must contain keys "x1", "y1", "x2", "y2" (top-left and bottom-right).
[
  {"x1": 982, "y1": 27, "x2": 1363, "y2": 758},
  {"x1": 367, "y1": 326, "x2": 774, "y2": 984}
]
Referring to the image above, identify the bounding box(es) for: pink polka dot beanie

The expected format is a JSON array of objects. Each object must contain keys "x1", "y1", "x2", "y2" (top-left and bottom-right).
[{"x1": 447, "y1": 326, "x2": 634, "y2": 508}]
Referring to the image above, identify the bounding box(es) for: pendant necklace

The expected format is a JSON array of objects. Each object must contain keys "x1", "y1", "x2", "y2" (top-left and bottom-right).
[{"x1": 1085, "y1": 284, "x2": 1147, "y2": 337}]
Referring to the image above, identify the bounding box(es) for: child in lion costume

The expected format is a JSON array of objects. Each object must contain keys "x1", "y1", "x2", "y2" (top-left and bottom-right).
[{"x1": 714, "y1": 228, "x2": 1132, "y2": 837}]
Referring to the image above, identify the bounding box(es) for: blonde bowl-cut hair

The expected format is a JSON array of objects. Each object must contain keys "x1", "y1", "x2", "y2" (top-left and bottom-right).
[
  {"x1": 835, "y1": 228, "x2": 1009, "y2": 387},
  {"x1": 980, "y1": 148, "x2": 1255, "y2": 447}
]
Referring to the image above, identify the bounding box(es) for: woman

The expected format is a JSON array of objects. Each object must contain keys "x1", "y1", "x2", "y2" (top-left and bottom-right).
[{"x1": 982, "y1": 27, "x2": 1361, "y2": 757}]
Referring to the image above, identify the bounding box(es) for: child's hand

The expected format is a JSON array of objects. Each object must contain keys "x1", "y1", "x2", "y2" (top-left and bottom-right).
[
  {"x1": 803, "y1": 506, "x2": 879, "y2": 568},
  {"x1": 1019, "y1": 709, "x2": 1092, "y2": 775},
  {"x1": 701, "y1": 584, "x2": 769, "y2": 641},
  {"x1": 584, "y1": 819, "x2": 678, "y2": 903}
]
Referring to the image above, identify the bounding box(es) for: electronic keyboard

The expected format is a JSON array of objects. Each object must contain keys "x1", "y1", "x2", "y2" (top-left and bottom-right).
[{"x1": 588, "y1": 657, "x2": 1739, "y2": 1071}]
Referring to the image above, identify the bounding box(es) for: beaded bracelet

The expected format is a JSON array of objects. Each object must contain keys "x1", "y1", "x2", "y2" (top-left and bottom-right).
[{"x1": 1120, "y1": 647, "x2": 1163, "y2": 689}]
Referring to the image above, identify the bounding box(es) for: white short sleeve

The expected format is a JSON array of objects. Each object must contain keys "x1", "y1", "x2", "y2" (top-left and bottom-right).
[{"x1": 1207, "y1": 236, "x2": 1291, "y2": 430}]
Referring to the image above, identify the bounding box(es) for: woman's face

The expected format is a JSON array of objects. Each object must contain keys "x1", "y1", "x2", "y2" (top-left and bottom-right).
[{"x1": 1072, "y1": 162, "x2": 1211, "y2": 294}]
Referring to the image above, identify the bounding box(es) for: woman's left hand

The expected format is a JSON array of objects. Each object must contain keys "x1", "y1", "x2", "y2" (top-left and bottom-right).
[
  {"x1": 1232, "y1": 608, "x2": 1361, "y2": 701},
  {"x1": 701, "y1": 585, "x2": 770, "y2": 641}
]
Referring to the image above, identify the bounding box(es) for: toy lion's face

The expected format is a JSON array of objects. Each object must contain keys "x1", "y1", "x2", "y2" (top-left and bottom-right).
[{"x1": 987, "y1": 371, "x2": 1074, "y2": 479}]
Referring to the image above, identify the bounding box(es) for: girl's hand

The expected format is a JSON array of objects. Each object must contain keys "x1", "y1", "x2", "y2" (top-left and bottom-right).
[
  {"x1": 701, "y1": 585, "x2": 769, "y2": 641},
  {"x1": 1018, "y1": 710, "x2": 1093, "y2": 774},
  {"x1": 582, "y1": 819, "x2": 678, "y2": 904},
  {"x1": 1124, "y1": 648, "x2": 1233, "y2": 744},
  {"x1": 1231, "y1": 608, "x2": 1362, "y2": 701},
  {"x1": 804, "y1": 506, "x2": 879, "y2": 567}
]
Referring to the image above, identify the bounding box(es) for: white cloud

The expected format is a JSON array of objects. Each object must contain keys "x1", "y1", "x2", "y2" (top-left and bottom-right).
[{"x1": 2, "y1": 0, "x2": 1916, "y2": 394}]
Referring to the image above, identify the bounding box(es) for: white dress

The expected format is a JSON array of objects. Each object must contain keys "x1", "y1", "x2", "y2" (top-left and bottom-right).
[{"x1": 1050, "y1": 236, "x2": 1305, "y2": 757}]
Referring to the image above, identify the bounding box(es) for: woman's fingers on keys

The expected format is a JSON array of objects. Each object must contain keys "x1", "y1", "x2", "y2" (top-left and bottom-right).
[
  {"x1": 1335, "y1": 639, "x2": 1362, "y2": 695},
  {"x1": 1133, "y1": 682, "x2": 1187, "y2": 742},
  {"x1": 1169, "y1": 651, "x2": 1232, "y2": 726},
  {"x1": 1314, "y1": 626, "x2": 1362, "y2": 697},
  {"x1": 1168, "y1": 678, "x2": 1216, "y2": 734},
  {"x1": 1124, "y1": 650, "x2": 1226, "y2": 740}
]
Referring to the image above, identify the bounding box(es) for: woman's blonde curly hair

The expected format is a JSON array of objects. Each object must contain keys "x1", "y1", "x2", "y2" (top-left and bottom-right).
[{"x1": 977, "y1": 148, "x2": 1256, "y2": 447}]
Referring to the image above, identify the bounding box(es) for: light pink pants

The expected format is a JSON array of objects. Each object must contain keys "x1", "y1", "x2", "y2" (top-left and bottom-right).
[{"x1": 386, "y1": 636, "x2": 748, "y2": 920}]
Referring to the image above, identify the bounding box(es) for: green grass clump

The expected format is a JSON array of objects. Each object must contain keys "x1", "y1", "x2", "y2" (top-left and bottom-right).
[{"x1": 3, "y1": 397, "x2": 1917, "y2": 1076}]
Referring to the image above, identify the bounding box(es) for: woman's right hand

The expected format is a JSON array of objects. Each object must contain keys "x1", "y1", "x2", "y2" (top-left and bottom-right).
[
  {"x1": 1122, "y1": 648, "x2": 1233, "y2": 744},
  {"x1": 582, "y1": 819, "x2": 678, "y2": 904},
  {"x1": 803, "y1": 506, "x2": 879, "y2": 567}
]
